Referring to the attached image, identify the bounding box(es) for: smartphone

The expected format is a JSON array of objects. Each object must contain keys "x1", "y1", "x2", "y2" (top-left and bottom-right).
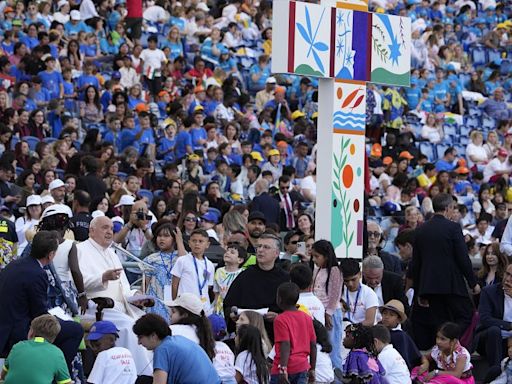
[{"x1": 297, "y1": 241, "x2": 306, "y2": 255}]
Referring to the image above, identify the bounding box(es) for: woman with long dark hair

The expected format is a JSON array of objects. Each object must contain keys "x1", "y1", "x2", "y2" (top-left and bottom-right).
[
  {"x1": 80, "y1": 85, "x2": 103, "y2": 126},
  {"x1": 311, "y1": 239, "x2": 343, "y2": 374},
  {"x1": 477, "y1": 242, "x2": 508, "y2": 289},
  {"x1": 235, "y1": 324, "x2": 269, "y2": 384}
]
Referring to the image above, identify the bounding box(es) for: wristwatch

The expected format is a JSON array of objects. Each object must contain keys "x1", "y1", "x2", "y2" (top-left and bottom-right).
[{"x1": 433, "y1": 369, "x2": 439, "y2": 377}]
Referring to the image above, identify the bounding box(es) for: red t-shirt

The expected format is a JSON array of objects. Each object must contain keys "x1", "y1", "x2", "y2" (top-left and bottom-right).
[
  {"x1": 271, "y1": 310, "x2": 316, "y2": 375},
  {"x1": 126, "y1": 0, "x2": 142, "y2": 18}
]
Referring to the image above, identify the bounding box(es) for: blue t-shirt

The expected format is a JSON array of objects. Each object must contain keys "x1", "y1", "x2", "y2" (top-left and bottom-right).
[
  {"x1": 157, "y1": 137, "x2": 176, "y2": 162},
  {"x1": 38, "y1": 70, "x2": 63, "y2": 99},
  {"x1": 405, "y1": 87, "x2": 421, "y2": 110},
  {"x1": 248, "y1": 63, "x2": 270, "y2": 90},
  {"x1": 174, "y1": 130, "x2": 192, "y2": 160},
  {"x1": 190, "y1": 127, "x2": 207, "y2": 150},
  {"x1": 153, "y1": 336, "x2": 220, "y2": 384}
]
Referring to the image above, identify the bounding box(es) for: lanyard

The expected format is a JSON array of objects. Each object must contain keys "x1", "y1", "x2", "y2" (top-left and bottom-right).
[
  {"x1": 193, "y1": 256, "x2": 208, "y2": 296},
  {"x1": 159, "y1": 251, "x2": 175, "y2": 280},
  {"x1": 345, "y1": 285, "x2": 362, "y2": 322}
]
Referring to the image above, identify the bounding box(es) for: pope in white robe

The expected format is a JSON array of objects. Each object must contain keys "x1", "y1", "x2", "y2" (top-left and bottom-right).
[{"x1": 77, "y1": 216, "x2": 153, "y2": 376}]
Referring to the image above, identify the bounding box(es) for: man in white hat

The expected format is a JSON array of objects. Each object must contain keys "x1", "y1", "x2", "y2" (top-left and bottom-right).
[
  {"x1": 49, "y1": 179, "x2": 73, "y2": 217},
  {"x1": 65, "y1": 10, "x2": 88, "y2": 35},
  {"x1": 15, "y1": 194, "x2": 42, "y2": 257},
  {"x1": 255, "y1": 76, "x2": 276, "y2": 112},
  {"x1": 77, "y1": 215, "x2": 153, "y2": 376},
  {"x1": 53, "y1": 0, "x2": 70, "y2": 24}
]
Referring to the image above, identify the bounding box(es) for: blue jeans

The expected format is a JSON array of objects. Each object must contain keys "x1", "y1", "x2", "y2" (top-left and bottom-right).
[
  {"x1": 270, "y1": 371, "x2": 308, "y2": 384},
  {"x1": 329, "y1": 308, "x2": 343, "y2": 371}
]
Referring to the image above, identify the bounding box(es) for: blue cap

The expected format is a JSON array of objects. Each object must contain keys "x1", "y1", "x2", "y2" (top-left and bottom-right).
[
  {"x1": 220, "y1": 47, "x2": 229, "y2": 55},
  {"x1": 111, "y1": 71, "x2": 121, "y2": 79},
  {"x1": 86, "y1": 321, "x2": 119, "y2": 341},
  {"x1": 208, "y1": 314, "x2": 226, "y2": 339},
  {"x1": 446, "y1": 6, "x2": 455, "y2": 13},
  {"x1": 201, "y1": 211, "x2": 218, "y2": 224}
]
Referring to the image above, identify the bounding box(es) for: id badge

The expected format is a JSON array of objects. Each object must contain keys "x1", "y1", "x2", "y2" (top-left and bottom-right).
[
  {"x1": 200, "y1": 296, "x2": 208, "y2": 303},
  {"x1": 164, "y1": 284, "x2": 172, "y2": 303}
]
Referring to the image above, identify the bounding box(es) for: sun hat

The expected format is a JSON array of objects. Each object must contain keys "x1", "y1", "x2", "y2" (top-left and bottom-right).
[
  {"x1": 48, "y1": 179, "x2": 66, "y2": 191},
  {"x1": 114, "y1": 195, "x2": 135, "y2": 208},
  {"x1": 164, "y1": 293, "x2": 203, "y2": 315},
  {"x1": 26, "y1": 195, "x2": 42, "y2": 207},
  {"x1": 378, "y1": 299, "x2": 407, "y2": 322}
]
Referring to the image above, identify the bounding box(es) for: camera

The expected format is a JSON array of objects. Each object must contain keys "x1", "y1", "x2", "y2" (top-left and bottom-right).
[{"x1": 136, "y1": 209, "x2": 151, "y2": 221}]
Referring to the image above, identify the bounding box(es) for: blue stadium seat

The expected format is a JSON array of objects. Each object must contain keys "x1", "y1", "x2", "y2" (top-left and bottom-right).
[
  {"x1": 487, "y1": 48, "x2": 501, "y2": 64},
  {"x1": 15, "y1": 167, "x2": 24, "y2": 177},
  {"x1": 43, "y1": 137, "x2": 58, "y2": 145},
  {"x1": 138, "y1": 189, "x2": 154, "y2": 205},
  {"x1": 482, "y1": 115, "x2": 496, "y2": 130},
  {"x1": 436, "y1": 144, "x2": 450, "y2": 160},
  {"x1": 459, "y1": 136, "x2": 470, "y2": 145},
  {"x1": 419, "y1": 142, "x2": 435, "y2": 161},
  {"x1": 443, "y1": 124, "x2": 457, "y2": 137},
  {"x1": 153, "y1": 189, "x2": 164, "y2": 197},
  {"x1": 24, "y1": 136, "x2": 40, "y2": 151},
  {"x1": 470, "y1": 45, "x2": 487, "y2": 67},
  {"x1": 468, "y1": 107, "x2": 482, "y2": 117},
  {"x1": 454, "y1": 144, "x2": 466, "y2": 157},
  {"x1": 500, "y1": 59, "x2": 511, "y2": 76},
  {"x1": 117, "y1": 172, "x2": 128, "y2": 181},
  {"x1": 460, "y1": 125, "x2": 471, "y2": 137},
  {"x1": 10, "y1": 136, "x2": 19, "y2": 150},
  {"x1": 55, "y1": 168, "x2": 65, "y2": 179},
  {"x1": 464, "y1": 116, "x2": 480, "y2": 129}
]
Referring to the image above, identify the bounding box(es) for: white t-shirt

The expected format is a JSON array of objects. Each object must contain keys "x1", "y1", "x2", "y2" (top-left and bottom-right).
[
  {"x1": 171, "y1": 254, "x2": 215, "y2": 311},
  {"x1": 213, "y1": 341, "x2": 236, "y2": 381},
  {"x1": 378, "y1": 344, "x2": 411, "y2": 384},
  {"x1": 315, "y1": 344, "x2": 335, "y2": 382},
  {"x1": 170, "y1": 324, "x2": 199, "y2": 343},
  {"x1": 87, "y1": 347, "x2": 137, "y2": 384},
  {"x1": 343, "y1": 283, "x2": 379, "y2": 324},
  {"x1": 421, "y1": 125, "x2": 442, "y2": 144},
  {"x1": 298, "y1": 292, "x2": 325, "y2": 325},
  {"x1": 466, "y1": 143, "x2": 488, "y2": 167},
  {"x1": 300, "y1": 176, "x2": 317, "y2": 201},
  {"x1": 234, "y1": 351, "x2": 259, "y2": 384},
  {"x1": 15, "y1": 217, "x2": 38, "y2": 256},
  {"x1": 143, "y1": 5, "x2": 169, "y2": 23},
  {"x1": 483, "y1": 158, "x2": 511, "y2": 182},
  {"x1": 140, "y1": 48, "x2": 166, "y2": 77}
]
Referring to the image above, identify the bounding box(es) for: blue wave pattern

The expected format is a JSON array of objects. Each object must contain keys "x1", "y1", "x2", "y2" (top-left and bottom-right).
[{"x1": 332, "y1": 112, "x2": 365, "y2": 130}]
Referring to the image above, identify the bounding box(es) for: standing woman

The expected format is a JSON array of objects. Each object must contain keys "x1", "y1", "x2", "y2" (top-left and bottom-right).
[
  {"x1": 15, "y1": 194, "x2": 42, "y2": 256},
  {"x1": 80, "y1": 86, "x2": 104, "y2": 127},
  {"x1": 311, "y1": 239, "x2": 343, "y2": 374}
]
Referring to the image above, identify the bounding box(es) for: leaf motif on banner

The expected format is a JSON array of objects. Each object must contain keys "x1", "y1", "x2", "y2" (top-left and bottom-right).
[
  {"x1": 296, "y1": 6, "x2": 327, "y2": 75},
  {"x1": 352, "y1": 95, "x2": 365, "y2": 110},
  {"x1": 342, "y1": 87, "x2": 363, "y2": 108},
  {"x1": 297, "y1": 23, "x2": 311, "y2": 44}
]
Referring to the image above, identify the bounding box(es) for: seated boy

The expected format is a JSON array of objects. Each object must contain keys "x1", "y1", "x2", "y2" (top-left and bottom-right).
[
  {"x1": 372, "y1": 324, "x2": 411, "y2": 384},
  {"x1": 1, "y1": 314, "x2": 71, "y2": 384},
  {"x1": 86, "y1": 320, "x2": 137, "y2": 384},
  {"x1": 379, "y1": 299, "x2": 424, "y2": 370}
]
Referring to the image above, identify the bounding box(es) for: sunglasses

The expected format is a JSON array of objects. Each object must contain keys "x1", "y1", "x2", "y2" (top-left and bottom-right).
[
  {"x1": 227, "y1": 241, "x2": 242, "y2": 246},
  {"x1": 184, "y1": 217, "x2": 197, "y2": 222}
]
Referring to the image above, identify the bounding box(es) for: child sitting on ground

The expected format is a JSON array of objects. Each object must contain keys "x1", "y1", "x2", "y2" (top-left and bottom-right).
[
  {"x1": 491, "y1": 337, "x2": 512, "y2": 384},
  {"x1": 86, "y1": 320, "x2": 137, "y2": 384},
  {"x1": 1, "y1": 314, "x2": 71, "y2": 384}
]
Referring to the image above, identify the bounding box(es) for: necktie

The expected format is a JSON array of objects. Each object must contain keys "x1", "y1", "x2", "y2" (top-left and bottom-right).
[{"x1": 284, "y1": 193, "x2": 294, "y2": 229}]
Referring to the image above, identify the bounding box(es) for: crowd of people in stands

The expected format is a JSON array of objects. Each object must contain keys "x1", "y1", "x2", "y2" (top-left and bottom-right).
[{"x1": 0, "y1": 0, "x2": 509, "y2": 382}]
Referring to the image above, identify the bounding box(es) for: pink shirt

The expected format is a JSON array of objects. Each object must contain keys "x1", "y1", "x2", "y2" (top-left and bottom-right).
[{"x1": 312, "y1": 266, "x2": 342, "y2": 315}]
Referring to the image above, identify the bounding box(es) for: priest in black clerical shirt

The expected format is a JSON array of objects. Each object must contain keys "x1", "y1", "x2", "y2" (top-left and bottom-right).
[{"x1": 223, "y1": 232, "x2": 289, "y2": 338}]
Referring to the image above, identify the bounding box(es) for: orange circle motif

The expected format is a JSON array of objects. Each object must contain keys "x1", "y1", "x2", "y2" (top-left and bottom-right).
[
  {"x1": 337, "y1": 88, "x2": 343, "y2": 99},
  {"x1": 342, "y1": 165, "x2": 353, "y2": 188},
  {"x1": 349, "y1": 143, "x2": 355, "y2": 155}
]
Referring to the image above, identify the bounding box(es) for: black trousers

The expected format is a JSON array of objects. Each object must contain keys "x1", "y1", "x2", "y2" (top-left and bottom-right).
[
  {"x1": 53, "y1": 318, "x2": 84, "y2": 374},
  {"x1": 411, "y1": 294, "x2": 473, "y2": 350},
  {"x1": 474, "y1": 326, "x2": 507, "y2": 367}
]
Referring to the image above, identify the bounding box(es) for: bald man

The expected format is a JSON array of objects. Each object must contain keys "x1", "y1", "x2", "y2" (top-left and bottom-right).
[{"x1": 77, "y1": 216, "x2": 153, "y2": 376}]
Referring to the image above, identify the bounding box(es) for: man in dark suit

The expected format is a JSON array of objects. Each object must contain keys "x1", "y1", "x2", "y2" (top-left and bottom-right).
[
  {"x1": 76, "y1": 155, "x2": 107, "y2": 201},
  {"x1": 475, "y1": 264, "x2": 512, "y2": 370},
  {"x1": 362, "y1": 255, "x2": 409, "y2": 313},
  {"x1": 274, "y1": 175, "x2": 304, "y2": 232},
  {"x1": 0, "y1": 230, "x2": 83, "y2": 373},
  {"x1": 250, "y1": 179, "x2": 280, "y2": 227},
  {"x1": 411, "y1": 193, "x2": 480, "y2": 349}
]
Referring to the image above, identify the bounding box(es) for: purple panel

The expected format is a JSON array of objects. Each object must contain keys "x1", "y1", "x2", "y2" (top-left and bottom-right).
[{"x1": 352, "y1": 11, "x2": 369, "y2": 81}]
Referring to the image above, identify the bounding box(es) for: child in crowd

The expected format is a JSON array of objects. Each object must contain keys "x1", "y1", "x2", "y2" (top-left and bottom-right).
[
  {"x1": 340, "y1": 258, "x2": 379, "y2": 326},
  {"x1": 413, "y1": 322, "x2": 475, "y2": 383},
  {"x1": 311, "y1": 240, "x2": 343, "y2": 371},
  {"x1": 86, "y1": 320, "x2": 137, "y2": 384},
  {"x1": 209, "y1": 314, "x2": 236, "y2": 384},
  {"x1": 379, "y1": 299, "x2": 423, "y2": 370},
  {"x1": 491, "y1": 337, "x2": 512, "y2": 384},
  {"x1": 167, "y1": 292, "x2": 217, "y2": 361},
  {"x1": 1, "y1": 314, "x2": 71, "y2": 384},
  {"x1": 271, "y1": 282, "x2": 316, "y2": 384},
  {"x1": 312, "y1": 319, "x2": 335, "y2": 384},
  {"x1": 213, "y1": 243, "x2": 247, "y2": 314},
  {"x1": 290, "y1": 263, "x2": 325, "y2": 325},
  {"x1": 172, "y1": 229, "x2": 214, "y2": 312},
  {"x1": 236, "y1": 310, "x2": 273, "y2": 356},
  {"x1": 341, "y1": 323, "x2": 386, "y2": 383},
  {"x1": 235, "y1": 324, "x2": 270, "y2": 384},
  {"x1": 157, "y1": 120, "x2": 178, "y2": 163},
  {"x1": 372, "y1": 324, "x2": 411, "y2": 384},
  {"x1": 141, "y1": 220, "x2": 183, "y2": 323}
]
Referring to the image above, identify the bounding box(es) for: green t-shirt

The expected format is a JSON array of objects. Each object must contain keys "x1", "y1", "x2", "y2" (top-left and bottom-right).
[{"x1": 3, "y1": 337, "x2": 71, "y2": 384}]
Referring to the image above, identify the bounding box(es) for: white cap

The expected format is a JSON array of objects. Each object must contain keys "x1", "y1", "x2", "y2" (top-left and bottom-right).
[
  {"x1": 164, "y1": 293, "x2": 203, "y2": 315},
  {"x1": 58, "y1": 0, "x2": 68, "y2": 8},
  {"x1": 112, "y1": 216, "x2": 124, "y2": 225},
  {"x1": 196, "y1": 2, "x2": 209, "y2": 11},
  {"x1": 91, "y1": 210, "x2": 105, "y2": 218},
  {"x1": 41, "y1": 195, "x2": 55, "y2": 205},
  {"x1": 266, "y1": 76, "x2": 277, "y2": 84},
  {"x1": 49, "y1": 179, "x2": 65, "y2": 191},
  {"x1": 26, "y1": 195, "x2": 42, "y2": 207},
  {"x1": 41, "y1": 204, "x2": 72, "y2": 219},
  {"x1": 115, "y1": 195, "x2": 135, "y2": 208},
  {"x1": 70, "y1": 10, "x2": 81, "y2": 20}
]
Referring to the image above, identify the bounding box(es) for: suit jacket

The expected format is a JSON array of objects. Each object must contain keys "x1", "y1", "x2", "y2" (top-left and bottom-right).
[
  {"x1": 0, "y1": 256, "x2": 48, "y2": 356},
  {"x1": 76, "y1": 173, "x2": 107, "y2": 201},
  {"x1": 411, "y1": 214, "x2": 477, "y2": 297},
  {"x1": 273, "y1": 191, "x2": 304, "y2": 231},
  {"x1": 378, "y1": 251, "x2": 403, "y2": 275},
  {"x1": 381, "y1": 271, "x2": 410, "y2": 313},
  {"x1": 250, "y1": 193, "x2": 280, "y2": 226},
  {"x1": 477, "y1": 283, "x2": 511, "y2": 332}
]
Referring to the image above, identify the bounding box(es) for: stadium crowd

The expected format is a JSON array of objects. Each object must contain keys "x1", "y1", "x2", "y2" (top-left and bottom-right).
[{"x1": 0, "y1": 0, "x2": 510, "y2": 382}]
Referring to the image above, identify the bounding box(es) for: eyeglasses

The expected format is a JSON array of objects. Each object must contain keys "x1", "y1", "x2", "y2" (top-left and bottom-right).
[
  {"x1": 368, "y1": 231, "x2": 381, "y2": 238},
  {"x1": 227, "y1": 241, "x2": 242, "y2": 246},
  {"x1": 256, "y1": 244, "x2": 276, "y2": 250},
  {"x1": 289, "y1": 240, "x2": 298, "y2": 244},
  {"x1": 185, "y1": 217, "x2": 197, "y2": 222}
]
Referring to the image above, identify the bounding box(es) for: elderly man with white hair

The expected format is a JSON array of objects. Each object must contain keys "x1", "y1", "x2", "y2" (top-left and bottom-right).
[
  {"x1": 366, "y1": 220, "x2": 403, "y2": 275},
  {"x1": 77, "y1": 216, "x2": 153, "y2": 376}
]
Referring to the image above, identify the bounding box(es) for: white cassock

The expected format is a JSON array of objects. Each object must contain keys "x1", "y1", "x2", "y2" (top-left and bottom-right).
[{"x1": 77, "y1": 238, "x2": 153, "y2": 376}]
